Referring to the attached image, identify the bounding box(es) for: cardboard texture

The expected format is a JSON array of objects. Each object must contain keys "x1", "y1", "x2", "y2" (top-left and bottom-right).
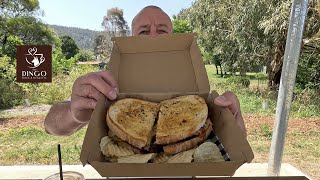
[{"x1": 80, "y1": 33, "x2": 254, "y2": 177}]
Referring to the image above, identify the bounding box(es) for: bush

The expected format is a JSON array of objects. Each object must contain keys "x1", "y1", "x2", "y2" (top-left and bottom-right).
[
  {"x1": 77, "y1": 50, "x2": 95, "y2": 62},
  {"x1": 52, "y1": 48, "x2": 77, "y2": 75},
  {"x1": 0, "y1": 55, "x2": 16, "y2": 81},
  {"x1": 18, "y1": 65, "x2": 98, "y2": 104},
  {"x1": 296, "y1": 42, "x2": 320, "y2": 90},
  {"x1": 0, "y1": 79, "x2": 24, "y2": 109},
  {"x1": 290, "y1": 88, "x2": 320, "y2": 117},
  {"x1": 226, "y1": 76, "x2": 250, "y2": 87},
  {"x1": 0, "y1": 35, "x2": 23, "y2": 59},
  {"x1": 255, "y1": 73, "x2": 268, "y2": 80}
]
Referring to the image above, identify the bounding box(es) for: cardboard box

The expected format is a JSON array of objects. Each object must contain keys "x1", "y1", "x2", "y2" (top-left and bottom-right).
[{"x1": 80, "y1": 33, "x2": 254, "y2": 177}]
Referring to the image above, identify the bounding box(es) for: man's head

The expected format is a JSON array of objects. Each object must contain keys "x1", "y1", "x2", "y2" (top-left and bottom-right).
[{"x1": 132, "y1": 6, "x2": 173, "y2": 37}]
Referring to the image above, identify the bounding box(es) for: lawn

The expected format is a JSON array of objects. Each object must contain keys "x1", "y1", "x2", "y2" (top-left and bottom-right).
[
  {"x1": 0, "y1": 127, "x2": 85, "y2": 165},
  {"x1": 205, "y1": 65, "x2": 320, "y2": 118}
]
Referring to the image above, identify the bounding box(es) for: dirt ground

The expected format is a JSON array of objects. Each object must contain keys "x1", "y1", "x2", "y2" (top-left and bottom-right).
[
  {"x1": 245, "y1": 114, "x2": 320, "y2": 133},
  {"x1": 2, "y1": 114, "x2": 318, "y2": 132},
  {"x1": 0, "y1": 116, "x2": 45, "y2": 131},
  {"x1": 0, "y1": 114, "x2": 319, "y2": 179},
  {"x1": 245, "y1": 114, "x2": 320, "y2": 179}
]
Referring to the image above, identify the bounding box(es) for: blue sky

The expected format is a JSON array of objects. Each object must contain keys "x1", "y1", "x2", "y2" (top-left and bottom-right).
[{"x1": 38, "y1": 0, "x2": 195, "y2": 31}]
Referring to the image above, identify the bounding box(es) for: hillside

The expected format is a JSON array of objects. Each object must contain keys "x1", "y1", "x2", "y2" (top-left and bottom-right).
[{"x1": 49, "y1": 25, "x2": 102, "y2": 50}]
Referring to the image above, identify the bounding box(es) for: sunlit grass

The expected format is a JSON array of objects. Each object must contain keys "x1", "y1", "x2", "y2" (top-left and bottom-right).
[{"x1": 0, "y1": 127, "x2": 86, "y2": 165}]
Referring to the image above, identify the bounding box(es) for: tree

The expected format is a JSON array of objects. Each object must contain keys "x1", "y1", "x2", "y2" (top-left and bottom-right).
[
  {"x1": 60, "y1": 35, "x2": 79, "y2": 59},
  {"x1": 296, "y1": 39, "x2": 320, "y2": 90},
  {"x1": 102, "y1": 7, "x2": 129, "y2": 37},
  {"x1": 172, "y1": 16, "x2": 192, "y2": 33},
  {"x1": 184, "y1": 0, "x2": 320, "y2": 89},
  {"x1": 77, "y1": 49, "x2": 95, "y2": 62},
  {"x1": 213, "y1": 54, "x2": 223, "y2": 77},
  {"x1": 0, "y1": 35, "x2": 23, "y2": 59},
  {"x1": 50, "y1": 25, "x2": 99, "y2": 50},
  {"x1": 1, "y1": 0, "x2": 40, "y2": 44},
  {"x1": 93, "y1": 33, "x2": 107, "y2": 60},
  {"x1": 0, "y1": 0, "x2": 60, "y2": 59},
  {"x1": 258, "y1": 0, "x2": 320, "y2": 88},
  {"x1": 95, "y1": 7, "x2": 129, "y2": 62},
  {"x1": 0, "y1": 0, "x2": 41, "y2": 18},
  {"x1": 185, "y1": 0, "x2": 268, "y2": 76}
]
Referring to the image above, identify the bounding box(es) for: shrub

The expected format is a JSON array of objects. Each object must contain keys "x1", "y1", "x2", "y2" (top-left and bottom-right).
[
  {"x1": 0, "y1": 35, "x2": 23, "y2": 59},
  {"x1": 0, "y1": 55, "x2": 16, "y2": 81},
  {"x1": 18, "y1": 64, "x2": 98, "y2": 104},
  {"x1": 0, "y1": 79, "x2": 24, "y2": 109},
  {"x1": 77, "y1": 50, "x2": 95, "y2": 62},
  {"x1": 226, "y1": 76, "x2": 250, "y2": 87},
  {"x1": 290, "y1": 88, "x2": 320, "y2": 117}
]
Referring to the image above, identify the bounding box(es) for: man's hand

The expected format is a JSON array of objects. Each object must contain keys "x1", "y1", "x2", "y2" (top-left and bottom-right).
[
  {"x1": 71, "y1": 70, "x2": 118, "y2": 123},
  {"x1": 214, "y1": 91, "x2": 247, "y2": 137}
]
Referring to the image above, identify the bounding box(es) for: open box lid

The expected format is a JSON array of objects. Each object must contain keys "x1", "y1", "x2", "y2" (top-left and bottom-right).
[{"x1": 109, "y1": 33, "x2": 210, "y2": 93}]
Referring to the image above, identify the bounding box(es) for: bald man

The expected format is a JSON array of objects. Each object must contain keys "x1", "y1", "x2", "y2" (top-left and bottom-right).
[{"x1": 44, "y1": 6, "x2": 246, "y2": 137}]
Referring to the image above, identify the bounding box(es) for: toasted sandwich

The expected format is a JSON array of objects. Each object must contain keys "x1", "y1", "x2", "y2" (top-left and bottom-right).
[
  {"x1": 106, "y1": 95, "x2": 212, "y2": 155},
  {"x1": 106, "y1": 98, "x2": 159, "y2": 149},
  {"x1": 155, "y1": 95, "x2": 208, "y2": 145}
]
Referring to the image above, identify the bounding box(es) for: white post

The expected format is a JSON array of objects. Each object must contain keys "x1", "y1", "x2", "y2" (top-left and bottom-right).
[{"x1": 267, "y1": 0, "x2": 309, "y2": 176}]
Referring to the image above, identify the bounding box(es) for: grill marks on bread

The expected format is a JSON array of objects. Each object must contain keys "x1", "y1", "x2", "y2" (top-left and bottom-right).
[
  {"x1": 163, "y1": 118, "x2": 213, "y2": 155},
  {"x1": 155, "y1": 95, "x2": 208, "y2": 144},
  {"x1": 107, "y1": 99, "x2": 159, "y2": 149}
]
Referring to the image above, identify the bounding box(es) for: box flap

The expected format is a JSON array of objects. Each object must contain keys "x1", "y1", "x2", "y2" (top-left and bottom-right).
[
  {"x1": 91, "y1": 161, "x2": 243, "y2": 177},
  {"x1": 80, "y1": 94, "x2": 110, "y2": 165},
  {"x1": 109, "y1": 33, "x2": 210, "y2": 93},
  {"x1": 209, "y1": 91, "x2": 254, "y2": 163}
]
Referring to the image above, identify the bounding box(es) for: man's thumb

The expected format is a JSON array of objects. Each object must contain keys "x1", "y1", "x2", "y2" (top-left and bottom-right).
[{"x1": 214, "y1": 95, "x2": 232, "y2": 107}]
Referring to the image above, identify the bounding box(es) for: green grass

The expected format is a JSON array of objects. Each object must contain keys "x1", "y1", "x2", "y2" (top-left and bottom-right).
[
  {"x1": 205, "y1": 65, "x2": 320, "y2": 118},
  {"x1": 0, "y1": 127, "x2": 86, "y2": 165},
  {"x1": 247, "y1": 126, "x2": 320, "y2": 179}
]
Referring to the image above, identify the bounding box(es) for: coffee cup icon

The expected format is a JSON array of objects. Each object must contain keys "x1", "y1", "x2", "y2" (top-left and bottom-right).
[{"x1": 25, "y1": 47, "x2": 45, "y2": 68}]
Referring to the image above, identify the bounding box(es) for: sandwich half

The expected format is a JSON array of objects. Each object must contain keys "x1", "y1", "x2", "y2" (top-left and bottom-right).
[
  {"x1": 155, "y1": 95, "x2": 208, "y2": 145},
  {"x1": 107, "y1": 98, "x2": 159, "y2": 149}
]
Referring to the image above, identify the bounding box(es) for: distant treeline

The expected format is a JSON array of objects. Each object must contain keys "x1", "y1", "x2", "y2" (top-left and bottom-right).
[{"x1": 49, "y1": 25, "x2": 102, "y2": 50}]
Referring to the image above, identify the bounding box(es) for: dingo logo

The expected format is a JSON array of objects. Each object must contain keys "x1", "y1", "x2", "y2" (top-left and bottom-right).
[
  {"x1": 16, "y1": 45, "x2": 52, "y2": 83},
  {"x1": 25, "y1": 47, "x2": 46, "y2": 68}
]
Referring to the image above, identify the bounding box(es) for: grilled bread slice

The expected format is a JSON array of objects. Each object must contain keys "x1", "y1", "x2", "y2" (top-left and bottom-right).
[
  {"x1": 163, "y1": 118, "x2": 213, "y2": 155},
  {"x1": 107, "y1": 98, "x2": 159, "y2": 149},
  {"x1": 155, "y1": 95, "x2": 208, "y2": 145}
]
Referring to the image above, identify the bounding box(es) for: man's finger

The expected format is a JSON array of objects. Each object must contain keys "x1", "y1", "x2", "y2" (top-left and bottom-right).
[
  {"x1": 74, "y1": 84, "x2": 102, "y2": 101},
  {"x1": 72, "y1": 96, "x2": 97, "y2": 110},
  {"x1": 214, "y1": 95, "x2": 232, "y2": 107},
  {"x1": 97, "y1": 71, "x2": 118, "y2": 89},
  {"x1": 81, "y1": 73, "x2": 117, "y2": 100},
  {"x1": 214, "y1": 91, "x2": 240, "y2": 115}
]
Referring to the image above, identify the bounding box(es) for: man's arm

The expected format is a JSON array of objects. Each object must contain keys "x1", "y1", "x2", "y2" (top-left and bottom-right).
[
  {"x1": 44, "y1": 101, "x2": 88, "y2": 136},
  {"x1": 44, "y1": 70, "x2": 118, "y2": 136}
]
